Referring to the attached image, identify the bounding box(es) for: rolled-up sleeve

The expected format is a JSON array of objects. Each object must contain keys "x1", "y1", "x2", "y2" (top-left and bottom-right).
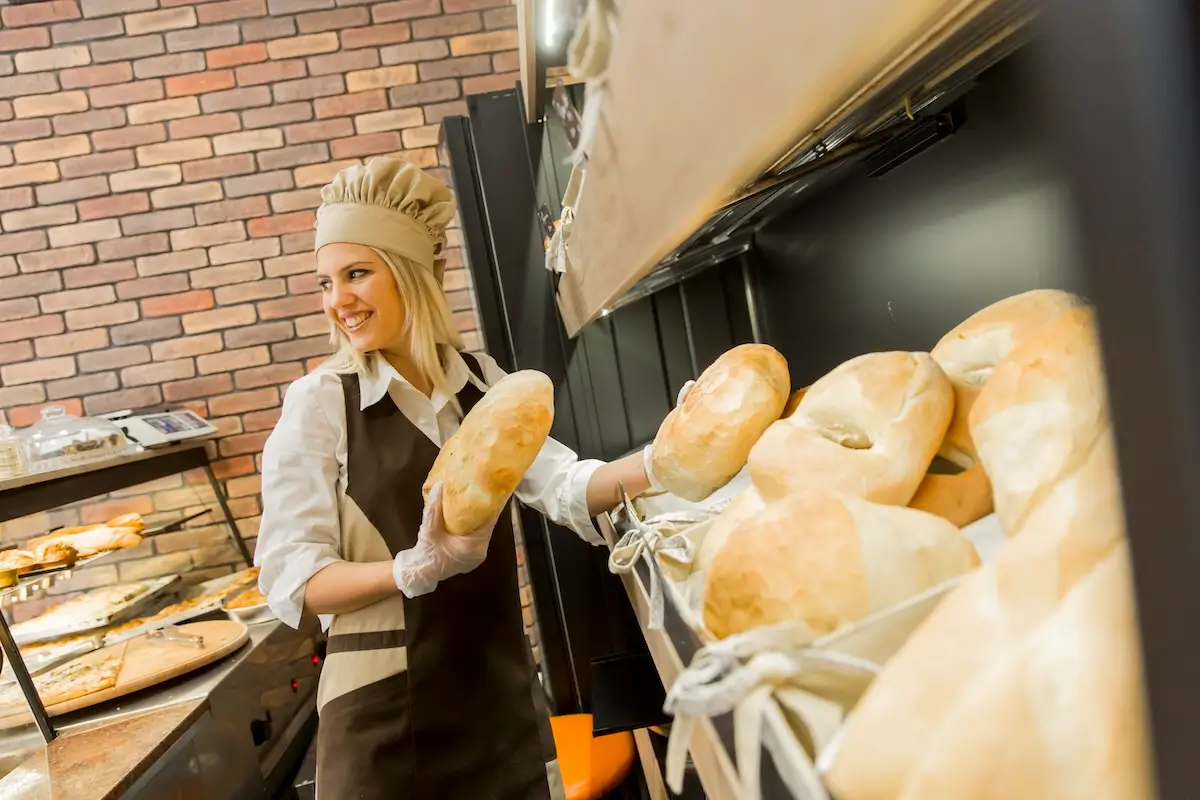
[
  {"x1": 477, "y1": 355, "x2": 606, "y2": 546},
  {"x1": 256, "y1": 374, "x2": 344, "y2": 628}
]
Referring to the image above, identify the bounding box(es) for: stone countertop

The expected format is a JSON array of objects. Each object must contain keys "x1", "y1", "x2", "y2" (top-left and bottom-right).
[{"x1": 0, "y1": 698, "x2": 207, "y2": 800}]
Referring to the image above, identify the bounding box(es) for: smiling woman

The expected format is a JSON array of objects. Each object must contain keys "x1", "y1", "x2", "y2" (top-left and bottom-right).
[{"x1": 253, "y1": 157, "x2": 664, "y2": 800}]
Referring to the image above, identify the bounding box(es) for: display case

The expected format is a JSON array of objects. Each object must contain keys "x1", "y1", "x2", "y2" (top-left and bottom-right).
[{"x1": 448, "y1": 0, "x2": 1198, "y2": 796}]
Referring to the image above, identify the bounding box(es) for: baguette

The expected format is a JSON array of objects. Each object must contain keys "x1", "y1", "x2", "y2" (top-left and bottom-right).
[{"x1": 28, "y1": 525, "x2": 143, "y2": 558}]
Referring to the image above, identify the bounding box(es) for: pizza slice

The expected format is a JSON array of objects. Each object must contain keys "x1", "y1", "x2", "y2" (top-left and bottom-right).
[{"x1": 0, "y1": 644, "x2": 128, "y2": 716}]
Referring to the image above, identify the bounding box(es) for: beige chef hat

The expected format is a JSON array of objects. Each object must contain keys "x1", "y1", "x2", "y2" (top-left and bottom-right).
[{"x1": 315, "y1": 157, "x2": 457, "y2": 281}]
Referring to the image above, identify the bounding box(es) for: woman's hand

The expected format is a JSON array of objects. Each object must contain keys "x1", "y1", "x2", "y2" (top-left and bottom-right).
[{"x1": 393, "y1": 483, "x2": 502, "y2": 598}]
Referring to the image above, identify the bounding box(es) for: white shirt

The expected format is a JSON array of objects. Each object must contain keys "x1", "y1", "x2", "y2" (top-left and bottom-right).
[{"x1": 256, "y1": 349, "x2": 606, "y2": 630}]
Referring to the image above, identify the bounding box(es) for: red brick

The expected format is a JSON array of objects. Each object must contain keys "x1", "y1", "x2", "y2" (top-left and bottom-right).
[
  {"x1": 346, "y1": 65, "x2": 416, "y2": 93},
  {"x1": 492, "y1": 50, "x2": 519, "y2": 73},
  {"x1": 270, "y1": 187, "x2": 321, "y2": 213},
  {"x1": 140, "y1": 289, "x2": 214, "y2": 317},
  {"x1": 196, "y1": 196, "x2": 270, "y2": 225},
  {"x1": 388, "y1": 79, "x2": 459, "y2": 108},
  {"x1": 209, "y1": 237, "x2": 279, "y2": 265},
  {"x1": 110, "y1": 316, "x2": 182, "y2": 345},
  {"x1": 19, "y1": 244, "x2": 94, "y2": 273},
  {"x1": 443, "y1": 0, "x2": 508, "y2": 11},
  {"x1": 90, "y1": 35, "x2": 165, "y2": 65},
  {"x1": 281, "y1": 229, "x2": 315, "y2": 253},
  {"x1": 273, "y1": 334, "x2": 330, "y2": 363},
  {"x1": 483, "y1": 6, "x2": 516, "y2": 28},
  {"x1": 134, "y1": 52, "x2": 206, "y2": 80},
  {"x1": 219, "y1": 431, "x2": 271, "y2": 457},
  {"x1": 62, "y1": 260, "x2": 137, "y2": 288},
  {"x1": 308, "y1": 48, "x2": 379, "y2": 77},
  {"x1": 171, "y1": 221, "x2": 246, "y2": 251},
  {"x1": 224, "y1": 170, "x2": 292, "y2": 198},
  {"x1": 463, "y1": 71, "x2": 517, "y2": 94},
  {"x1": 77, "y1": 344, "x2": 150, "y2": 372},
  {"x1": 372, "y1": 0, "x2": 441, "y2": 24},
  {"x1": 151, "y1": 333, "x2": 223, "y2": 361},
  {"x1": 198, "y1": 0, "x2": 267, "y2": 24},
  {"x1": 59, "y1": 150, "x2": 135, "y2": 179},
  {"x1": 0, "y1": 28, "x2": 51, "y2": 53},
  {"x1": 208, "y1": 386, "x2": 278, "y2": 416},
  {"x1": 89, "y1": 79, "x2": 165, "y2": 109},
  {"x1": 0, "y1": 340, "x2": 34, "y2": 366},
  {"x1": 225, "y1": 473, "x2": 263, "y2": 497},
  {"x1": 242, "y1": 102, "x2": 312, "y2": 130},
  {"x1": 34, "y1": 328, "x2": 108, "y2": 358},
  {"x1": 8, "y1": 398, "x2": 85, "y2": 428},
  {"x1": 0, "y1": 297, "x2": 37, "y2": 323},
  {"x1": 77, "y1": 193, "x2": 152, "y2": 221},
  {"x1": 0, "y1": 118, "x2": 52, "y2": 144},
  {"x1": 313, "y1": 89, "x2": 385, "y2": 119},
  {"x1": 224, "y1": 319, "x2": 293, "y2": 348},
  {"x1": 1, "y1": 204, "x2": 75, "y2": 232},
  {"x1": 234, "y1": 362, "x2": 303, "y2": 390},
  {"x1": 191, "y1": 261, "x2": 263, "y2": 288},
  {"x1": 53, "y1": 108, "x2": 126, "y2": 136},
  {"x1": 215, "y1": 278, "x2": 285, "y2": 305},
  {"x1": 450, "y1": 29, "x2": 516, "y2": 56},
  {"x1": 1, "y1": 356, "x2": 75, "y2": 386},
  {"x1": 198, "y1": 345, "x2": 269, "y2": 374},
  {"x1": 199, "y1": 86, "x2": 272, "y2": 114},
  {"x1": 239, "y1": 16, "x2": 297, "y2": 43},
  {"x1": 116, "y1": 273, "x2": 190, "y2": 300},
  {"x1": 341, "y1": 22, "x2": 410, "y2": 50},
  {"x1": 122, "y1": 358, "x2": 196, "y2": 387},
  {"x1": 236, "y1": 60, "x2": 306, "y2": 87},
  {"x1": 182, "y1": 153, "x2": 256, "y2": 182},
  {"x1": 96, "y1": 232, "x2": 171, "y2": 261},
  {"x1": 256, "y1": 293, "x2": 321, "y2": 321},
  {"x1": 41, "y1": 285, "x2": 116, "y2": 314},
  {"x1": 402, "y1": 124, "x2": 440, "y2": 149},
  {"x1": 0, "y1": 230, "x2": 50, "y2": 257},
  {"x1": 413, "y1": 12, "x2": 481, "y2": 39},
  {"x1": 52, "y1": 15, "x2": 123, "y2": 44},
  {"x1": 285, "y1": 118, "x2": 352, "y2": 145},
  {"x1": 0, "y1": 74, "x2": 59, "y2": 100},
  {"x1": 273, "y1": 75, "x2": 346, "y2": 103},
  {"x1": 297, "y1": 7, "x2": 369, "y2": 33},
  {"x1": 65, "y1": 301, "x2": 139, "y2": 330},
  {"x1": 182, "y1": 304, "x2": 256, "y2": 334},
  {"x1": 331, "y1": 131, "x2": 402, "y2": 160},
  {"x1": 247, "y1": 211, "x2": 314, "y2": 238},
  {"x1": 59, "y1": 62, "x2": 132, "y2": 90},
  {"x1": 207, "y1": 43, "x2": 268, "y2": 70},
  {"x1": 166, "y1": 70, "x2": 235, "y2": 97},
  {"x1": 137, "y1": 248, "x2": 208, "y2": 277},
  {"x1": 0, "y1": 314, "x2": 64, "y2": 344},
  {"x1": 0, "y1": 187, "x2": 33, "y2": 213},
  {"x1": 120, "y1": 207, "x2": 197, "y2": 235},
  {"x1": 163, "y1": 373, "x2": 235, "y2": 403},
  {"x1": 1, "y1": 1, "x2": 80, "y2": 28},
  {"x1": 169, "y1": 112, "x2": 240, "y2": 140},
  {"x1": 1, "y1": 271, "x2": 62, "y2": 299},
  {"x1": 111, "y1": 164, "x2": 183, "y2": 193},
  {"x1": 212, "y1": 455, "x2": 258, "y2": 480},
  {"x1": 419, "y1": 54, "x2": 491, "y2": 81}
]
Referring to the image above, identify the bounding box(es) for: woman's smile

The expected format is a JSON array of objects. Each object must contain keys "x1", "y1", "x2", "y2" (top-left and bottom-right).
[{"x1": 341, "y1": 311, "x2": 374, "y2": 332}]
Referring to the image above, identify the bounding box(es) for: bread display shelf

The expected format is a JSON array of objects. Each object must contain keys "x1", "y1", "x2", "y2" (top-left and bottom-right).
[{"x1": 556, "y1": 0, "x2": 1034, "y2": 335}]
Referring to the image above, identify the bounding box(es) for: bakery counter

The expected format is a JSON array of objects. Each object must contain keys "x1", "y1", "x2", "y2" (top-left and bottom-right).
[{"x1": 0, "y1": 617, "x2": 323, "y2": 800}]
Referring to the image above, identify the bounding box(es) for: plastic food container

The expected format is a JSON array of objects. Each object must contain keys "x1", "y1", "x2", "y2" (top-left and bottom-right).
[
  {"x1": 21, "y1": 406, "x2": 140, "y2": 473},
  {"x1": 0, "y1": 424, "x2": 27, "y2": 480}
]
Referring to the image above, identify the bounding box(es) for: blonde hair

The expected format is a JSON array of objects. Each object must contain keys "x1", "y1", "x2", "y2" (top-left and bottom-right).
[{"x1": 322, "y1": 248, "x2": 463, "y2": 404}]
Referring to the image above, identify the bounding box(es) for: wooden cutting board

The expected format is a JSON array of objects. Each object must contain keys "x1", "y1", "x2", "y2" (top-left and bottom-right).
[{"x1": 0, "y1": 620, "x2": 249, "y2": 729}]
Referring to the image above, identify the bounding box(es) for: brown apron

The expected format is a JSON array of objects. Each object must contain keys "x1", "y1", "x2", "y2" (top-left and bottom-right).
[{"x1": 315, "y1": 355, "x2": 560, "y2": 799}]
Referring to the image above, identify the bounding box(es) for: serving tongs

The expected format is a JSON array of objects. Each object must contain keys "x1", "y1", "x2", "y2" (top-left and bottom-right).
[{"x1": 147, "y1": 624, "x2": 205, "y2": 649}]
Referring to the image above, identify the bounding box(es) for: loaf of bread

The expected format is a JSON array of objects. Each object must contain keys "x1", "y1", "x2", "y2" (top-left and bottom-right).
[
  {"x1": 826, "y1": 428, "x2": 1124, "y2": 800},
  {"x1": 424, "y1": 370, "x2": 555, "y2": 535},
  {"x1": 702, "y1": 489, "x2": 978, "y2": 639},
  {"x1": 931, "y1": 289, "x2": 1084, "y2": 468},
  {"x1": 907, "y1": 463, "x2": 993, "y2": 527},
  {"x1": 28, "y1": 525, "x2": 143, "y2": 558},
  {"x1": 650, "y1": 344, "x2": 790, "y2": 502},
  {"x1": 969, "y1": 307, "x2": 1109, "y2": 534},
  {"x1": 747, "y1": 352, "x2": 953, "y2": 505},
  {"x1": 897, "y1": 543, "x2": 1151, "y2": 800},
  {"x1": 695, "y1": 486, "x2": 767, "y2": 576}
]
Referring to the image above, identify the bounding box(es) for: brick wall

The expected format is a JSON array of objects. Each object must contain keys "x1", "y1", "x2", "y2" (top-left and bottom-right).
[{"x1": 0, "y1": 0, "x2": 541, "y2": 660}]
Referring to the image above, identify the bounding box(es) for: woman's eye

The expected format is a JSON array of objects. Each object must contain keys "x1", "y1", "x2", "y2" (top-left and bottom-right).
[
  {"x1": 317, "y1": 280, "x2": 331, "y2": 291},
  {"x1": 348, "y1": 269, "x2": 369, "y2": 280}
]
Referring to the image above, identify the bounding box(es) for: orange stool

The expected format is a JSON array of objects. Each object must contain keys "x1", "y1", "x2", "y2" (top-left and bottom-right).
[{"x1": 550, "y1": 714, "x2": 637, "y2": 800}]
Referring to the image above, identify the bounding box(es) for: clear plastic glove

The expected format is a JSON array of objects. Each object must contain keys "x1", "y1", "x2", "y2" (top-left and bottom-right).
[
  {"x1": 392, "y1": 483, "x2": 500, "y2": 598},
  {"x1": 643, "y1": 380, "x2": 698, "y2": 493}
]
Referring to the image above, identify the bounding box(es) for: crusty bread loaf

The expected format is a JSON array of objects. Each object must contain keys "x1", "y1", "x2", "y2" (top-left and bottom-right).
[
  {"x1": 826, "y1": 429, "x2": 1123, "y2": 800},
  {"x1": 907, "y1": 462, "x2": 993, "y2": 527},
  {"x1": 702, "y1": 489, "x2": 978, "y2": 639},
  {"x1": 781, "y1": 386, "x2": 808, "y2": 418},
  {"x1": 650, "y1": 344, "x2": 790, "y2": 502},
  {"x1": 747, "y1": 352, "x2": 953, "y2": 505},
  {"x1": 969, "y1": 307, "x2": 1109, "y2": 534},
  {"x1": 28, "y1": 525, "x2": 143, "y2": 558},
  {"x1": 931, "y1": 289, "x2": 1084, "y2": 468},
  {"x1": 695, "y1": 486, "x2": 767, "y2": 576},
  {"x1": 897, "y1": 543, "x2": 1151, "y2": 800},
  {"x1": 424, "y1": 370, "x2": 555, "y2": 535}
]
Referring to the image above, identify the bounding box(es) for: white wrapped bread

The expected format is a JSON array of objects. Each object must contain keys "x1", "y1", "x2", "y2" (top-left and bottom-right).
[
  {"x1": 702, "y1": 488, "x2": 978, "y2": 639},
  {"x1": 897, "y1": 543, "x2": 1151, "y2": 800},
  {"x1": 931, "y1": 289, "x2": 1085, "y2": 468},
  {"x1": 747, "y1": 352, "x2": 953, "y2": 506},
  {"x1": 650, "y1": 344, "x2": 790, "y2": 502},
  {"x1": 424, "y1": 370, "x2": 554, "y2": 535},
  {"x1": 826, "y1": 428, "x2": 1125, "y2": 800},
  {"x1": 970, "y1": 306, "x2": 1109, "y2": 534}
]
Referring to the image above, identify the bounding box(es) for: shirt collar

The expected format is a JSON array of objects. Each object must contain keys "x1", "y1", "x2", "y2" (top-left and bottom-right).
[{"x1": 357, "y1": 348, "x2": 487, "y2": 411}]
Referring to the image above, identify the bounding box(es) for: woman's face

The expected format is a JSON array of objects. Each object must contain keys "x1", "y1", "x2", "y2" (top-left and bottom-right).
[{"x1": 316, "y1": 242, "x2": 407, "y2": 353}]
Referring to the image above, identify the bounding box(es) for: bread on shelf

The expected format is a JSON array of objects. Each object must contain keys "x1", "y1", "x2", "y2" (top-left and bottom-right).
[
  {"x1": 28, "y1": 525, "x2": 143, "y2": 558},
  {"x1": 969, "y1": 306, "x2": 1109, "y2": 535},
  {"x1": 826, "y1": 428, "x2": 1124, "y2": 800},
  {"x1": 650, "y1": 344, "x2": 790, "y2": 502},
  {"x1": 424, "y1": 370, "x2": 555, "y2": 535},
  {"x1": 702, "y1": 488, "x2": 978, "y2": 640},
  {"x1": 747, "y1": 351, "x2": 953, "y2": 506},
  {"x1": 896, "y1": 543, "x2": 1151, "y2": 800},
  {"x1": 907, "y1": 462, "x2": 993, "y2": 528},
  {"x1": 931, "y1": 289, "x2": 1085, "y2": 468}
]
